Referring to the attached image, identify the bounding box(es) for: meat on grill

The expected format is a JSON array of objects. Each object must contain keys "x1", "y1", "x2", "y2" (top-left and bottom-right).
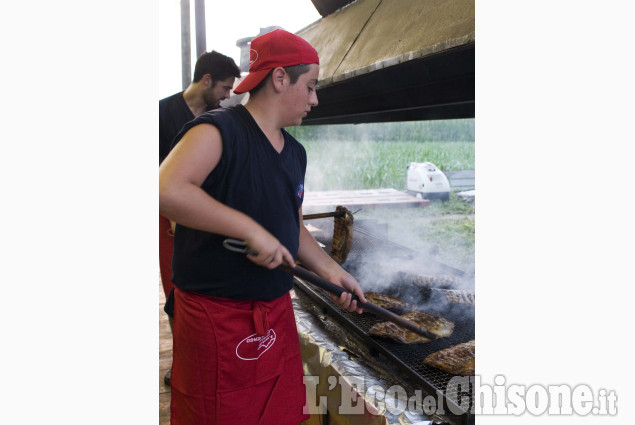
[
  {"x1": 429, "y1": 288, "x2": 475, "y2": 305},
  {"x1": 396, "y1": 271, "x2": 462, "y2": 289},
  {"x1": 364, "y1": 292, "x2": 416, "y2": 314},
  {"x1": 330, "y1": 205, "x2": 353, "y2": 264},
  {"x1": 423, "y1": 340, "x2": 475, "y2": 376},
  {"x1": 369, "y1": 311, "x2": 454, "y2": 344}
]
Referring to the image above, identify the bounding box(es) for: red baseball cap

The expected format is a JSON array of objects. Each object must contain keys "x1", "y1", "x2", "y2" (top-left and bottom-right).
[{"x1": 233, "y1": 29, "x2": 319, "y2": 95}]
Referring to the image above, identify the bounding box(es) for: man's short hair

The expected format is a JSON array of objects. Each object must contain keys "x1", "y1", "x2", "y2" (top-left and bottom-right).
[
  {"x1": 193, "y1": 51, "x2": 241, "y2": 83},
  {"x1": 249, "y1": 64, "x2": 312, "y2": 96}
]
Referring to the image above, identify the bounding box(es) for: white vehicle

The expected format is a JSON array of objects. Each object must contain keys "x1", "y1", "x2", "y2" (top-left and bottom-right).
[{"x1": 406, "y1": 162, "x2": 450, "y2": 200}]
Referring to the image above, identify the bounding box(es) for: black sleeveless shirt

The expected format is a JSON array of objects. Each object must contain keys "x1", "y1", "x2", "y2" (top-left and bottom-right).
[{"x1": 169, "y1": 105, "x2": 307, "y2": 300}]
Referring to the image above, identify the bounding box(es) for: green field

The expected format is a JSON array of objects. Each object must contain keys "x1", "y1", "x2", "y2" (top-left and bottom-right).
[
  {"x1": 300, "y1": 139, "x2": 474, "y2": 192},
  {"x1": 291, "y1": 136, "x2": 476, "y2": 277}
]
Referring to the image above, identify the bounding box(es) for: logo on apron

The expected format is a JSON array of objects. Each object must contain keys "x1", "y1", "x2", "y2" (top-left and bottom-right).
[{"x1": 235, "y1": 329, "x2": 277, "y2": 360}]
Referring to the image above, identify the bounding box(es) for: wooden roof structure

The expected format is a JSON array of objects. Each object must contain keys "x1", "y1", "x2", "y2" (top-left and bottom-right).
[{"x1": 298, "y1": 0, "x2": 475, "y2": 125}]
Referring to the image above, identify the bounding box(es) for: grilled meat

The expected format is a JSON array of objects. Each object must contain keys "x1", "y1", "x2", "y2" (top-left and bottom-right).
[
  {"x1": 434, "y1": 289, "x2": 475, "y2": 305},
  {"x1": 396, "y1": 271, "x2": 462, "y2": 289},
  {"x1": 330, "y1": 205, "x2": 353, "y2": 264},
  {"x1": 424, "y1": 340, "x2": 475, "y2": 376},
  {"x1": 364, "y1": 292, "x2": 416, "y2": 314},
  {"x1": 369, "y1": 311, "x2": 454, "y2": 344}
]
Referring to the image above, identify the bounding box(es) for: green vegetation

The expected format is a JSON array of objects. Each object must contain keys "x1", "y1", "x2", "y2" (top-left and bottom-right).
[
  {"x1": 298, "y1": 139, "x2": 474, "y2": 191},
  {"x1": 418, "y1": 192, "x2": 475, "y2": 216},
  {"x1": 288, "y1": 119, "x2": 475, "y2": 143},
  {"x1": 287, "y1": 119, "x2": 475, "y2": 191},
  {"x1": 287, "y1": 119, "x2": 476, "y2": 276}
]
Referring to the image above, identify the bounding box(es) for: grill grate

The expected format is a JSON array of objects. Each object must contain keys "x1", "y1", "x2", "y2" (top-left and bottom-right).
[{"x1": 298, "y1": 217, "x2": 475, "y2": 423}]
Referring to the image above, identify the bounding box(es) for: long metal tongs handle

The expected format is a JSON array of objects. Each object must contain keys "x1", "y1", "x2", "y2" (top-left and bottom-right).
[
  {"x1": 221, "y1": 238, "x2": 439, "y2": 340},
  {"x1": 278, "y1": 263, "x2": 438, "y2": 340},
  {"x1": 302, "y1": 208, "x2": 362, "y2": 221}
]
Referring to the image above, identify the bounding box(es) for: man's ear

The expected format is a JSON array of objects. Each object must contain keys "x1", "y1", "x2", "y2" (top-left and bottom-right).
[
  {"x1": 203, "y1": 73, "x2": 213, "y2": 87},
  {"x1": 271, "y1": 67, "x2": 287, "y2": 92}
]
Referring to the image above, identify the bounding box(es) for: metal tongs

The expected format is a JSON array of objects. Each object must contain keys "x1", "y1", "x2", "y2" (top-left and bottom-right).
[
  {"x1": 222, "y1": 238, "x2": 439, "y2": 340},
  {"x1": 302, "y1": 207, "x2": 362, "y2": 221}
]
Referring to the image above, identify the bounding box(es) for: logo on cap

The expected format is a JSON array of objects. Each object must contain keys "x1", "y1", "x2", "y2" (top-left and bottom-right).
[{"x1": 249, "y1": 48, "x2": 259, "y2": 66}]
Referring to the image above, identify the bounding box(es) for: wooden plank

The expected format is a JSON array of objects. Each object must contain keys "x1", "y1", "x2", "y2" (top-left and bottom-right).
[
  {"x1": 304, "y1": 188, "x2": 429, "y2": 210},
  {"x1": 159, "y1": 392, "x2": 171, "y2": 425}
]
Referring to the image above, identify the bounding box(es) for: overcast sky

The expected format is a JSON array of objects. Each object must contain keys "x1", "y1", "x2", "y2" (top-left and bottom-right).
[{"x1": 159, "y1": 0, "x2": 322, "y2": 99}]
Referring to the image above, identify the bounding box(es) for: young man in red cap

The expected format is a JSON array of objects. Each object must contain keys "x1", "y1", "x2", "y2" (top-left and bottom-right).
[{"x1": 159, "y1": 29, "x2": 367, "y2": 424}]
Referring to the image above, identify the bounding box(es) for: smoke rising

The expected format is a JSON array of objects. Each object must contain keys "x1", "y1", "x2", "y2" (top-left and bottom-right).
[
  {"x1": 296, "y1": 120, "x2": 475, "y2": 315},
  {"x1": 304, "y1": 211, "x2": 474, "y2": 319}
]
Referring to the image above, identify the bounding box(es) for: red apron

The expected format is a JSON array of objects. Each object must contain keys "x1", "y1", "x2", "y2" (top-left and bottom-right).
[
  {"x1": 159, "y1": 214, "x2": 175, "y2": 299},
  {"x1": 171, "y1": 288, "x2": 309, "y2": 425}
]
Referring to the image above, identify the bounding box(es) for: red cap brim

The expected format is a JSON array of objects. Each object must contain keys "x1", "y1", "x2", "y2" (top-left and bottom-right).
[{"x1": 233, "y1": 68, "x2": 272, "y2": 95}]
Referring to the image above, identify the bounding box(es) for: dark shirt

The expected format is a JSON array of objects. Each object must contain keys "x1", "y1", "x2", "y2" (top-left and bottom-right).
[
  {"x1": 158, "y1": 92, "x2": 195, "y2": 164},
  {"x1": 170, "y1": 105, "x2": 307, "y2": 300}
]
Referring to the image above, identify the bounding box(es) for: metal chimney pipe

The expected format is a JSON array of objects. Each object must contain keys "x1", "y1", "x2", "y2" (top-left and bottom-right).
[
  {"x1": 194, "y1": 0, "x2": 206, "y2": 57},
  {"x1": 180, "y1": 0, "x2": 191, "y2": 90}
]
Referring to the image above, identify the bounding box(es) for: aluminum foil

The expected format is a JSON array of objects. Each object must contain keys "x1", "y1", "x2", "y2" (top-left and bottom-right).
[{"x1": 292, "y1": 289, "x2": 449, "y2": 425}]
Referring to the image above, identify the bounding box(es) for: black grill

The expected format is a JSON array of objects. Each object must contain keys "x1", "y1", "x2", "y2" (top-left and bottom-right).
[{"x1": 296, "y1": 217, "x2": 475, "y2": 424}]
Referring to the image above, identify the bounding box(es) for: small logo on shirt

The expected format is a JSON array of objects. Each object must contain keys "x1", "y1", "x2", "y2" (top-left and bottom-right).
[
  {"x1": 296, "y1": 182, "x2": 304, "y2": 199},
  {"x1": 235, "y1": 329, "x2": 277, "y2": 360}
]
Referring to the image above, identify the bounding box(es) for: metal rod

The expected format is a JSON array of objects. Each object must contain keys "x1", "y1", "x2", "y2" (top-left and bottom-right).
[
  {"x1": 180, "y1": 0, "x2": 191, "y2": 90},
  {"x1": 194, "y1": 0, "x2": 206, "y2": 57},
  {"x1": 279, "y1": 264, "x2": 439, "y2": 340},
  {"x1": 302, "y1": 211, "x2": 346, "y2": 220}
]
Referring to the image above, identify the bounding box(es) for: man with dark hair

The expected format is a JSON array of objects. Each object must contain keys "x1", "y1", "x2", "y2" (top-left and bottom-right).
[
  {"x1": 159, "y1": 29, "x2": 366, "y2": 424},
  {"x1": 159, "y1": 50, "x2": 241, "y2": 164},
  {"x1": 158, "y1": 50, "x2": 240, "y2": 387}
]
